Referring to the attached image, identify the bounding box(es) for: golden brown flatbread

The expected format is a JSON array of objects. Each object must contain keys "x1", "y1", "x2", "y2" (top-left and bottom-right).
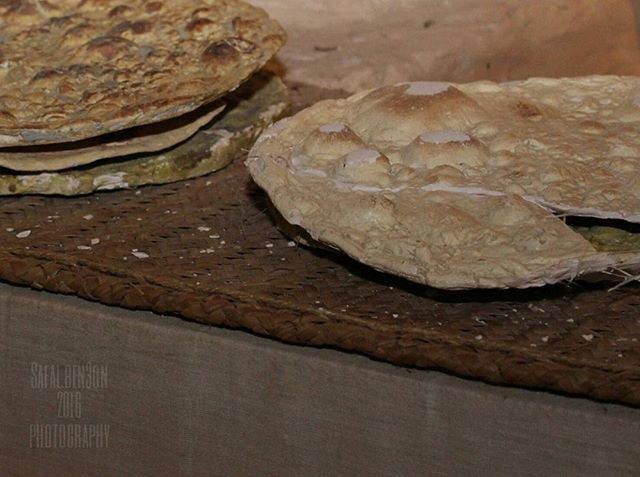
[
  {"x1": 0, "y1": 74, "x2": 289, "y2": 195},
  {"x1": 247, "y1": 76, "x2": 640, "y2": 289},
  {"x1": 0, "y1": 0, "x2": 285, "y2": 147}
]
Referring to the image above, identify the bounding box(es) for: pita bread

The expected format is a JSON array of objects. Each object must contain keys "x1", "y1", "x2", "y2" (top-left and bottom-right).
[
  {"x1": 246, "y1": 76, "x2": 640, "y2": 289},
  {"x1": 0, "y1": 0, "x2": 285, "y2": 147},
  {"x1": 0, "y1": 74, "x2": 288, "y2": 195}
]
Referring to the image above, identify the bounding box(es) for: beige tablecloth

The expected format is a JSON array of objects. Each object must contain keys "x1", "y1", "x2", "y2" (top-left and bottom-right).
[{"x1": 1, "y1": 283, "x2": 638, "y2": 477}]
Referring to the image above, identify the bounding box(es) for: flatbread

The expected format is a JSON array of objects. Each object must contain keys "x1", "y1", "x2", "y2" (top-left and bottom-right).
[
  {"x1": 0, "y1": 103, "x2": 225, "y2": 172},
  {"x1": 246, "y1": 75, "x2": 640, "y2": 289},
  {"x1": 0, "y1": 0, "x2": 285, "y2": 146},
  {"x1": 0, "y1": 74, "x2": 288, "y2": 195}
]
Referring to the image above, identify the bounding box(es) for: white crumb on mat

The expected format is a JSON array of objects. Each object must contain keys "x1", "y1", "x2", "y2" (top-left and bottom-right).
[
  {"x1": 392, "y1": 313, "x2": 399, "y2": 318},
  {"x1": 541, "y1": 336, "x2": 549, "y2": 343},
  {"x1": 265, "y1": 243, "x2": 274, "y2": 248},
  {"x1": 91, "y1": 238, "x2": 100, "y2": 245},
  {"x1": 16, "y1": 230, "x2": 31, "y2": 238},
  {"x1": 209, "y1": 234, "x2": 220, "y2": 239},
  {"x1": 198, "y1": 226, "x2": 211, "y2": 232},
  {"x1": 287, "y1": 241, "x2": 296, "y2": 247},
  {"x1": 77, "y1": 245, "x2": 92, "y2": 251},
  {"x1": 83, "y1": 214, "x2": 94, "y2": 221},
  {"x1": 582, "y1": 334, "x2": 594, "y2": 342},
  {"x1": 6, "y1": 227, "x2": 14, "y2": 232},
  {"x1": 199, "y1": 249, "x2": 215, "y2": 254},
  {"x1": 475, "y1": 335, "x2": 483, "y2": 341},
  {"x1": 131, "y1": 251, "x2": 149, "y2": 259}
]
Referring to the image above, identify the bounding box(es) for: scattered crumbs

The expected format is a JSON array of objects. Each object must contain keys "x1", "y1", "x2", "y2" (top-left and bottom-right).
[
  {"x1": 47, "y1": 215, "x2": 60, "y2": 220},
  {"x1": 341, "y1": 309, "x2": 347, "y2": 312},
  {"x1": 219, "y1": 240, "x2": 226, "y2": 245},
  {"x1": 618, "y1": 353, "x2": 624, "y2": 358},
  {"x1": 164, "y1": 210, "x2": 171, "y2": 214},
  {"x1": 205, "y1": 180, "x2": 212, "y2": 186},
  {"x1": 179, "y1": 256, "x2": 184, "y2": 259},
  {"x1": 265, "y1": 243, "x2": 274, "y2": 248},
  {"x1": 566, "y1": 318, "x2": 575, "y2": 323},
  {"x1": 137, "y1": 217, "x2": 143, "y2": 222},
  {"x1": 198, "y1": 226, "x2": 211, "y2": 232},
  {"x1": 131, "y1": 251, "x2": 149, "y2": 259},
  {"x1": 135, "y1": 190, "x2": 142, "y2": 195},
  {"x1": 530, "y1": 343, "x2": 537, "y2": 347},
  {"x1": 388, "y1": 286, "x2": 394, "y2": 290},
  {"x1": 528, "y1": 304, "x2": 546, "y2": 313},
  {"x1": 437, "y1": 322, "x2": 442, "y2": 326},
  {"x1": 77, "y1": 245, "x2": 92, "y2": 251},
  {"x1": 475, "y1": 335, "x2": 483, "y2": 341},
  {"x1": 280, "y1": 257, "x2": 286, "y2": 261},
  {"x1": 83, "y1": 214, "x2": 94, "y2": 221},
  {"x1": 16, "y1": 230, "x2": 31, "y2": 239},
  {"x1": 582, "y1": 334, "x2": 594, "y2": 342},
  {"x1": 199, "y1": 248, "x2": 215, "y2": 254},
  {"x1": 123, "y1": 257, "x2": 128, "y2": 261},
  {"x1": 196, "y1": 282, "x2": 201, "y2": 286},
  {"x1": 315, "y1": 300, "x2": 320, "y2": 304},
  {"x1": 392, "y1": 313, "x2": 399, "y2": 318},
  {"x1": 192, "y1": 273, "x2": 198, "y2": 277},
  {"x1": 91, "y1": 238, "x2": 100, "y2": 245},
  {"x1": 209, "y1": 234, "x2": 220, "y2": 239},
  {"x1": 6, "y1": 227, "x2": 14, "y2": 232},
  {"x1": 541, "y1": 336, "x2": 549, "y2": 343},
  {"x1": 287, "y1": 241, "x2": 296, "y2": 247}
]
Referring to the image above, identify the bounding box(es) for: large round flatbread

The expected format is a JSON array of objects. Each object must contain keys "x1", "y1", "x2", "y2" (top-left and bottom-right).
[
  {"x1": 246, "y1": 75, "x2": 640, "y2": 289},
  {"x1": 0, "y1": 0, "x2": 285, "y2": 147},
  {"x1": 0, "y1": 74, "x2": 288, "y2": 195}
]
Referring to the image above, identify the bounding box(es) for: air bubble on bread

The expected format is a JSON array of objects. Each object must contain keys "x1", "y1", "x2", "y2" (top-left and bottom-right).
[
  {"x1": 419, "y1": 131, "x2": 471, "y2": 144},
  {"x1": 347, "y1": 84, "x2": 488, "y2": 145},
  {"x1": 401, "y1": 81, "x2": 450, "y2": 96},
  {"x1": 401, "y1": 132, "x2": 486, "y2": 170},
  {"x1": 334, "y1": 148, "x2": 391, "y2": 187},
  {"x1": 300, "y1": 123, "x2": 368, "y2": 159}
]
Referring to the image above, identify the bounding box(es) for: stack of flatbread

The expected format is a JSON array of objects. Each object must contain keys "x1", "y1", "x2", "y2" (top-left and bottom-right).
[
  {"x1": 247, "y1": 76, "x2": 640, "y2": 289},
  {"x1": 0, "y1": 0, "x2": 288, "y2": 195}
]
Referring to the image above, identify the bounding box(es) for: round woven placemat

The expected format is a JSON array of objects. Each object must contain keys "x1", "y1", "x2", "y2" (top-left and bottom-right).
[{"x1": 0, "y1": 82, "x2": 639, "y2": 405}]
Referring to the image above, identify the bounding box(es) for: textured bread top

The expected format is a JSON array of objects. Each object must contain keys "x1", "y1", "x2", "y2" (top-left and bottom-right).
[
  {"x1": 0, "y1": 0, "x2": 285, "y2": 146},
  {"x1": 247, "y1": 76, "x2": 640, "y2": 289}
]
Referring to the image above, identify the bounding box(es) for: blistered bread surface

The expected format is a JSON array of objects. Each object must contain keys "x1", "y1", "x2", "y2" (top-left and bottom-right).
[
  {"x1": 247, "y1": 76, "x2": 640, "y2": 289},
  {"x1": 0, "y1": 0, "x2": 285, "y2": 146}
]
